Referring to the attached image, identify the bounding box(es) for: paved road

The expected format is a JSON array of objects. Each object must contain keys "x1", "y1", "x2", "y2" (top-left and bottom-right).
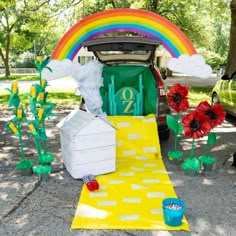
[
  {"x1": 0, "y1": 73, "x2": 219, "y2": 94},
  {"x1": 1, "y1": 74, "x2": 236, "y2": 236},
  {"x1": 1, "y1": 109, "x2": 235, "y2": 236},
  {"x1": 0, "y1": 77, "x2": 77, "y2": 94},
  {"x1": 164, "y1": 74, "x2": 219, "y2": 87}
]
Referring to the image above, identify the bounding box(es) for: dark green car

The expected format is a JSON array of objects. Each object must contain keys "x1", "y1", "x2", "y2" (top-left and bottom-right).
[
  {"x1": 212, "y1": 71, "x2": 236, "y2": 117},
  {"x1": 81, "y1": 36, "x2": 171, "y2": 139}
]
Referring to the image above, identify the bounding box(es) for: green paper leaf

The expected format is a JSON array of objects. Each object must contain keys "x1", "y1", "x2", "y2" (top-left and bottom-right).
[
  {"x1": 45, "y1": 102, "x2": 56, "y2": 109},
  {"x1": 29, "y1": 97, "x2": 36, "y2": 113},
  {"x1": 35, "y1": 61, "x2": 42, "y2": 71},
  {"x1": 13, "y1": 95, "x2": 20, "y2": 108},
  {"x1": 8, "y1": 93, "x2": 15, "y2": 107},
  {"x1": 41, "y1": 56, "x2": 51, "y2": 68},
  {"x1": 12, "y1": 117, "x2": 18, "y2": 122},
  {"x1": 167, "y1": 114, "x2": 178, "y2": 132},
  {"x1": 24, "y1": 92, "x2": 30, "y2": 97},
  {"x1": 31, "y1": 83, "x2": 41, "y2": 97},
  {"x1": 32, "y1": 131, "x2": 40, "y2": 139},
  {"x1": 5, "y1": 122, "x2": 20, "y2": 137},
  {"x1": 45, "y1": 66, "x2": 52, "y2": 72},
  {"x1": 39, "y1": 128, "x2": 48, "y2": 141},
  {"x1": 8, "y1": 94, "x2": 20, "y2": 108},
  {"x1": 5, "y1": 122, "x2": 12, "y2": 132},
  {"x1": 207, "y1": 132, "x2": 217, "y2": 145},
  {"x1": 42, "y1": 102, "x2": 56, "y2": 118},
  {"x1": 176, "y1": 121, "x2": 183, "y2": 135},
  {"x1": 4, "y1": 88, "x2": 12, "y2": 93}
]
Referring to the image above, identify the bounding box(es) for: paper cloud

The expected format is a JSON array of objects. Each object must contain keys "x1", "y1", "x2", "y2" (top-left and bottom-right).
[
  {"x1": 41, "y1": 59, "x2": 106, "y2": 119},
  {"x1": 167, "y1": 54, "x2": 212, "y2": 79},
  {"x1": 42, "y1": 59, "x2": 80, "y2": 80}
]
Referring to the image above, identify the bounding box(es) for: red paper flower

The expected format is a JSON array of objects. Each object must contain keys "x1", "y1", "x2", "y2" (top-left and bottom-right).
[
  {"x1": 167, "y1": 83, "x2": 190, "y2": 112},
  {"x1": 197, "y1": 101, "x2": 226, "y2": 129},
  {"x1": 182, "y1": 110, "x2": 211, "y2": 139}
]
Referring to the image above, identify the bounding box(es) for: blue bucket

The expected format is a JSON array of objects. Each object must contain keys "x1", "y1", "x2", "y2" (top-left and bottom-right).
[{"x1": 162, "y1": 198, "x2": 186, "y2": 227}]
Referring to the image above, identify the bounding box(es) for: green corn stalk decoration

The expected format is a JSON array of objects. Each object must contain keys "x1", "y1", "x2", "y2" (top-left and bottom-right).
[{"x1": 166, "y1": 113, "x2": 184, "y2": 160}]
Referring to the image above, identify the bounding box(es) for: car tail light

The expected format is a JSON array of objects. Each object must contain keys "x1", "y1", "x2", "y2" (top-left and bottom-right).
[
  {"x1": 159, "y1": 115, "x2": 166, "y2": 121},
  {"x1": 159, "y1": 86, "x2": 166, "y2": 96},
  {"x1": 152, "y1": 67, "x2": 167, "y2": 97}
]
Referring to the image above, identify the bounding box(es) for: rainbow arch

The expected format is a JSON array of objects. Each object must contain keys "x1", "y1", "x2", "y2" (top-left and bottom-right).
[{"x1": 51, "y1": 8, "x2": 197, "y2": 60}]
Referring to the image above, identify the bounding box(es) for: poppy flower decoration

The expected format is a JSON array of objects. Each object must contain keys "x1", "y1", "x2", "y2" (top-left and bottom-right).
[
  {"x1": 167, "y1": 83, "x2": 190, "y2": 112},
  {"x1": 197, "y1": 101, "x2": 226, "y2": 168},
  {"x1": 197, "y1": 101, "x2": 225, "y2": 129},
  {"x1": 182, "y1": 110, "x2": 211, "y2": 139}
]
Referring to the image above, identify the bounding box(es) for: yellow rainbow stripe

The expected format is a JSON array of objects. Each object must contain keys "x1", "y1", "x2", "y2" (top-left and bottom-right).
[{"x1": 52, "y1": 8, "x2": 196, "y2": 60}]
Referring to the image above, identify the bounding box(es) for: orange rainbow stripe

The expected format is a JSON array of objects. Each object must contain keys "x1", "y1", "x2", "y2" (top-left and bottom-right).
[{"x1": 51, "y1": 8, "x2": 197, "y2": 60}]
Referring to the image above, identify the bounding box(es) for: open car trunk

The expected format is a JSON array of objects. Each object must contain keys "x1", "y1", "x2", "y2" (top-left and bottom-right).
[
  {"x1": 100, "y1": 65, "x2": 158, "y2": 116},
  {"x1": 82, "y1": 36, "x2": 160, "y2": 117},
  {"x1": 82, "y1": 36, "x2": 161, "y2": 64}
]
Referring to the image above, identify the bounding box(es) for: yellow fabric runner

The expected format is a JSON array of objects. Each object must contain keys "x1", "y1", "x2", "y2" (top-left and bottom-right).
[{"x1": 71, "y1": 115, "x2": 189, "y2": 230}]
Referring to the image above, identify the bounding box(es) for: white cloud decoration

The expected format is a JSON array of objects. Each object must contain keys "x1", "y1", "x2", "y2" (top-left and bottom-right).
[
  {"x1": 41, "y1": 59, "x2": 107, "y2": 120},
  {"x1": 42, "y1": 59, "x2": 82, "y2": 80},
  {"x1": 167, "y1": 54, "x2": 212, "y2": 79}
]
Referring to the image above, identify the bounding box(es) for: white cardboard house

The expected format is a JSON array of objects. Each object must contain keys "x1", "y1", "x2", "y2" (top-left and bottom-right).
[{"x1": 57, "y1": 109, "x2": 116, "y2": 179}]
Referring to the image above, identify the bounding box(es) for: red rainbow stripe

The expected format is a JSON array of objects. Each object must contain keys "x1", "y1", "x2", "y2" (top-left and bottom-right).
[{"x1": 52, "y1": 8, "x2": 197, "y2": 60}]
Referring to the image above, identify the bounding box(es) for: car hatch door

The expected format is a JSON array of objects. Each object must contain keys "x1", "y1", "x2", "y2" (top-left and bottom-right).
[{"x1": 229, "y1": 73, "x2": 236, "y2": 114}]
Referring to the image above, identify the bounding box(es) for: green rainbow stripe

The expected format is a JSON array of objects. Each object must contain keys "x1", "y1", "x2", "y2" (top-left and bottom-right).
[{"x1": 51, "y1": 8, "x2": 197, "y2": 60}]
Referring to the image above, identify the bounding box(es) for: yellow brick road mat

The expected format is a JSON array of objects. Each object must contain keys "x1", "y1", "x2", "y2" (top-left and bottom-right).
[{"x1": 71, "y1": 115, "x2": 190, "y2": 230}]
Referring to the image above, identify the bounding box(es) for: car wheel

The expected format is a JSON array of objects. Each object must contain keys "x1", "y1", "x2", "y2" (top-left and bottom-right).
[
  {"x1": 212, "y1": 93, "x2": 219, "y2": 105},
  {"x1": 159, "y1": 130, "x2": 170, "y2": 140},
  {"x1": 79, "y1": 98, "x2": 87, "y2": 111}
]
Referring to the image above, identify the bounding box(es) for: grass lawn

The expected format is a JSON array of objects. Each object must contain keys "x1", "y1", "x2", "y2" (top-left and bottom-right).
[
  {"x1": 0, "y1": 74, "x2": 39, "y2": 81},
  {"x1": 187, "y1": 86, "x2": 213, "y2": 106},
  {"x1": 0, "y1": 92, "x2": 82, "y2": 108},
  {"x1": 0, "y1": 87, "x2": 213, "y2": 109},
  {"x1": 0, "y1": 74, "x2": 213, "y2": 108}
]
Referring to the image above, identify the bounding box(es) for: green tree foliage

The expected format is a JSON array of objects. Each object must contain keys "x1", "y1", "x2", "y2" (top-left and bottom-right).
[
  {"x1": 0, "y1": 0, "x2": 82, "y2": 76},
  {"x1": 75, "y1": 0, "x2": 230, "y2": 64},
  {"x1": 0, "y1": 0, "x2": 53, "y2": 75},
  {"x1": 225, "y1": 0, "x2": 236, "y2": 75},
  {"x1": 0, "y1": 0, "x2": 232, "y2": 76},
  {"x1": 73, "y1": 0, "x2": 133, "y2": 17},
  {"x1": 198, "y1": 48, "x2": 225, "y2": 69},
  {"x1": 143, "y1": 0, "x2": 231, "y2": 55}
]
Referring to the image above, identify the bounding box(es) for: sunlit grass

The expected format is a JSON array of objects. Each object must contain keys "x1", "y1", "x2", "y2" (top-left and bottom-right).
[
  {"x1": 47, "y1": 92, "x2": 82, "y2": 106},
  {"x1": 188, "y1": 86, "x2": 213, "y2": 106},
  {"x1": 0, "y1": 74, "x2": 39, "y2": 81},
  {"x1": 1, "y1": 86, "x2": 213, "y2": 109},
  {"x1": 166, "y1": 86, "x2": 213, "y2": 107},
  {"x1": 0, "y1": 92, "x2": 81, "y2": 108}
]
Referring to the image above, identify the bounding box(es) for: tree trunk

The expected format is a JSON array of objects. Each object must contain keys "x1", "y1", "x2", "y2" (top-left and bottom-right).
[
  {"x1": 0, "y1": 48, "x2": 10, "y2": 77},
  {"x1": 225, "y1": 0, "x2": 236, "y2": 75},
  {"x1": 149, "y1": 0, "x2": 160, "y2": 12},
  {"x1": 5, "y1": 29, "x2": 11, "y2": 77},
  {"x1": 4, "y1": 61, "x2": 10, "y2": 77}
]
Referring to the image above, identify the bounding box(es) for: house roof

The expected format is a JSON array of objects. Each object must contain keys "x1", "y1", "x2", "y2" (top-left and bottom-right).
[{"x1": 57, "y1": 109, "x2": 115, "y2": 139}]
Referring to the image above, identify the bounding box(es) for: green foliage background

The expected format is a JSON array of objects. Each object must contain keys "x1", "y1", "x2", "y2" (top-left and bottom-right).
[{"x1": 0, "y1": 0, "x2": 231, "y2": 71}]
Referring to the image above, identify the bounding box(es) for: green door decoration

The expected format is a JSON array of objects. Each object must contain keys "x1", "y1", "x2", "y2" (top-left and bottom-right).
[
  {"x1": 115, "y1": 87, "x2": 139, "y2": 115},
  {"x1": 107, "y1": 74, "x2": 143, "y2": 116}
]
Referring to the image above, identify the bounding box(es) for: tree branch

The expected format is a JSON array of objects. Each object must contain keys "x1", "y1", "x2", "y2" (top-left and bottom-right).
[
  {"x1": 25, "y1": 0, "x2": 51, "y2": 12},
  {"x1": 0, "y1": 48, "x2": 5, "y2": 62},
  {"x1": 71, "y1": 0, "x2": 83, "y2": 7}
]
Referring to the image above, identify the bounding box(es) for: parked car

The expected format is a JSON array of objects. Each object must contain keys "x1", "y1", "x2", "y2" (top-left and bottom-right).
[
  {"x1": 81, "y1": 36, "x2": 170, "y2": 139},
  {"x1": 216, "y1": 64, "x2": 226, "y2": 79},
  {"x1": 212, "y1": 70, "x2": 236, "y2": 117}
]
